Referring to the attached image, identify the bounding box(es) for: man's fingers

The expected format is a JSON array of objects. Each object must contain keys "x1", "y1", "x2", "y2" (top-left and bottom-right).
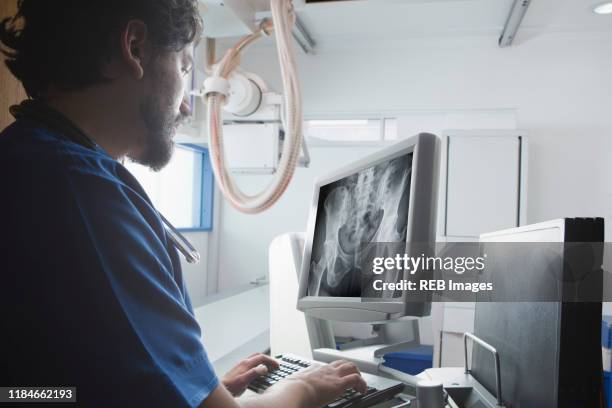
[
  {"x1": 340, "y1": 373, "x2": 368, "y2": 395},
  {"x1": 336, "y1": 362, "x2": 360, "y2": 377},
  {"x1": 329, "y1": 359, "x2": 349, "y2": 368},
  {"x1": 237, "y1": 365, "x2": 268, "y2": 387},
  {"x1": 246, "y1": 353, "x2": 279, "y2": 369},
  {"x1": 334, "y1": 362, "x2": 365, "y2": 393}
]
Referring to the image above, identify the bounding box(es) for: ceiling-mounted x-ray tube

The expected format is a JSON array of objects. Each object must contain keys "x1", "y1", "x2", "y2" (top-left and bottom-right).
[{"x1": 202, "y1": 0, "x2": 303, "y2": 214}]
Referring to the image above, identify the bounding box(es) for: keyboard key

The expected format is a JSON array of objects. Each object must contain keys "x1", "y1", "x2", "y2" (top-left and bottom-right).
[{"x1": 328, "y1": 398, "x2": 349, "y2": 408}]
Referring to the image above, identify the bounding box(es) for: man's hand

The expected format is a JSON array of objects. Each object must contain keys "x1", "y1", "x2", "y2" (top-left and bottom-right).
[
  {"x1": 274, "y1": 360, "x2": 368, "y2": 408},
  {"x1": 222, "y1": 353, "x2": 279, "y2": 396},
  {"x1": 202, "y1": 359, "x2": 367, "y2": 408}
]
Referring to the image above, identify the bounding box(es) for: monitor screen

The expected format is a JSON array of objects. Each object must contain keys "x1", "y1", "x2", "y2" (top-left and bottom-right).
[{"x1": 307, "y1": 152, "x2": 413, "y2": 298}]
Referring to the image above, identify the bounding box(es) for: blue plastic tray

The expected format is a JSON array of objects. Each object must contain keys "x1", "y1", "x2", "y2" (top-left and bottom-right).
[{"x1": 383, "y1": 345, "x2": 433, "y2": 375}]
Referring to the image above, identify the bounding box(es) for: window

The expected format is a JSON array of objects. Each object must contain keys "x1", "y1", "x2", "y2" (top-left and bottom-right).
[
  {"x1": 304, "y1": 119, "x2": 383, "y2": 142},
  {"x1": 124, "y1": 144, "x2": 214, "y2": 231},
  {"x1": 304, "y1": 118, "x2": 398, "y2": 142}
]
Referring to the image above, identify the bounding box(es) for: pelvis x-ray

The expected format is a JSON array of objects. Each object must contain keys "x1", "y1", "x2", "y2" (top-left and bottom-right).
[{"x1": 308, "y1": 153, "x2": 413, "y2": 297}]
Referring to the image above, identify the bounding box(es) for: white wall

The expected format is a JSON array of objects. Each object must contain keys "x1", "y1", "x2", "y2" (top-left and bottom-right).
[
  {"x1": 217, "y1": 145, "x2": 382, "y2": 290},
  {"x1": 211, "y1": 31, "x2": 612, "y2": 289}
]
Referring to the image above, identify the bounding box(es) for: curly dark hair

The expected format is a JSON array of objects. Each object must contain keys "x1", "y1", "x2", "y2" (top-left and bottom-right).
[{"x1": 0, "y1": 0, "x2": 203, "y2": 98}]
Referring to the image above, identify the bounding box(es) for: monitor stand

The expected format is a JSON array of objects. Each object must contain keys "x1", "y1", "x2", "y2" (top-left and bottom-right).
[
  {"x1": 312, "y1": 318, "x2": 421, "y2": 376},
  {"x1": 339, "y1": 319, "x2": 421, "y2": 357}
]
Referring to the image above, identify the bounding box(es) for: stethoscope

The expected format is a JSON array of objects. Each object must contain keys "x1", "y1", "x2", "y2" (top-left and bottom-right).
[{"x1": 10, "y1": 100, "x2": 201, "y2": 264}]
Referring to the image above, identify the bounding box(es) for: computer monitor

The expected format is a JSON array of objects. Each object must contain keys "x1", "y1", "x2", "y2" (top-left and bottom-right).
[{"x1": 297, "y1": 133, "x2": 440, "y2": 322}]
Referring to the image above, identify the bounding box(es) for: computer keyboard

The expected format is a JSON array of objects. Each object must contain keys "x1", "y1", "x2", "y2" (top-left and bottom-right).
[{"x1": 248, "y1": 354, "x2": 405, "y2": 408}]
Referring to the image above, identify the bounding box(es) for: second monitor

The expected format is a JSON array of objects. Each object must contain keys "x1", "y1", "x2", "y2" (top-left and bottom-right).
[{"x1": 297, "y1": 133, "x2": 440, "y2": 322}]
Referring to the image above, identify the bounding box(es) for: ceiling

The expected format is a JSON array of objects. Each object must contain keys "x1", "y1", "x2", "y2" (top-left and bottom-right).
[{"x1": 209, "y1": 0, "x2": 612, "y2": 48}]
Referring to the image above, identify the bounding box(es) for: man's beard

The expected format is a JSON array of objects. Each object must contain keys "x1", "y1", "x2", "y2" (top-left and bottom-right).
[{"x1": 130, "y1": 94, "x2": 188, "y2": 171}]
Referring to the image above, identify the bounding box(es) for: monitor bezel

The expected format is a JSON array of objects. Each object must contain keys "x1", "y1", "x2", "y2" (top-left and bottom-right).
[{"x1": 296, "y1": 133, "x2": 439, "y2": 322}]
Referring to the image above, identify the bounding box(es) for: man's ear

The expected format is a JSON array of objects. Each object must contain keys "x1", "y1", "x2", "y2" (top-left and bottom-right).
[{"x1": 120, "y1": 20, "x2": 150, "y2": 80}]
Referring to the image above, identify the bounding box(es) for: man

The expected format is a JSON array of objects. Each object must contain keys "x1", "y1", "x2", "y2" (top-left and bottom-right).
[{"x1": 0, "y1": 1, "x2": 366, "y2": 406}]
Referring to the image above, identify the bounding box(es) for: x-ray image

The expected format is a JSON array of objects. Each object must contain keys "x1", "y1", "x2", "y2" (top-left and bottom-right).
[{"x1": 307, "y1": 153, "x2": 413, "y2": 297}]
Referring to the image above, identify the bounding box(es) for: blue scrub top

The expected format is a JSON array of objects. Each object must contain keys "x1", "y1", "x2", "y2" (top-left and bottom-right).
[{"x1": 0, "y1": 119, "x2": 219, "y2": 407}]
